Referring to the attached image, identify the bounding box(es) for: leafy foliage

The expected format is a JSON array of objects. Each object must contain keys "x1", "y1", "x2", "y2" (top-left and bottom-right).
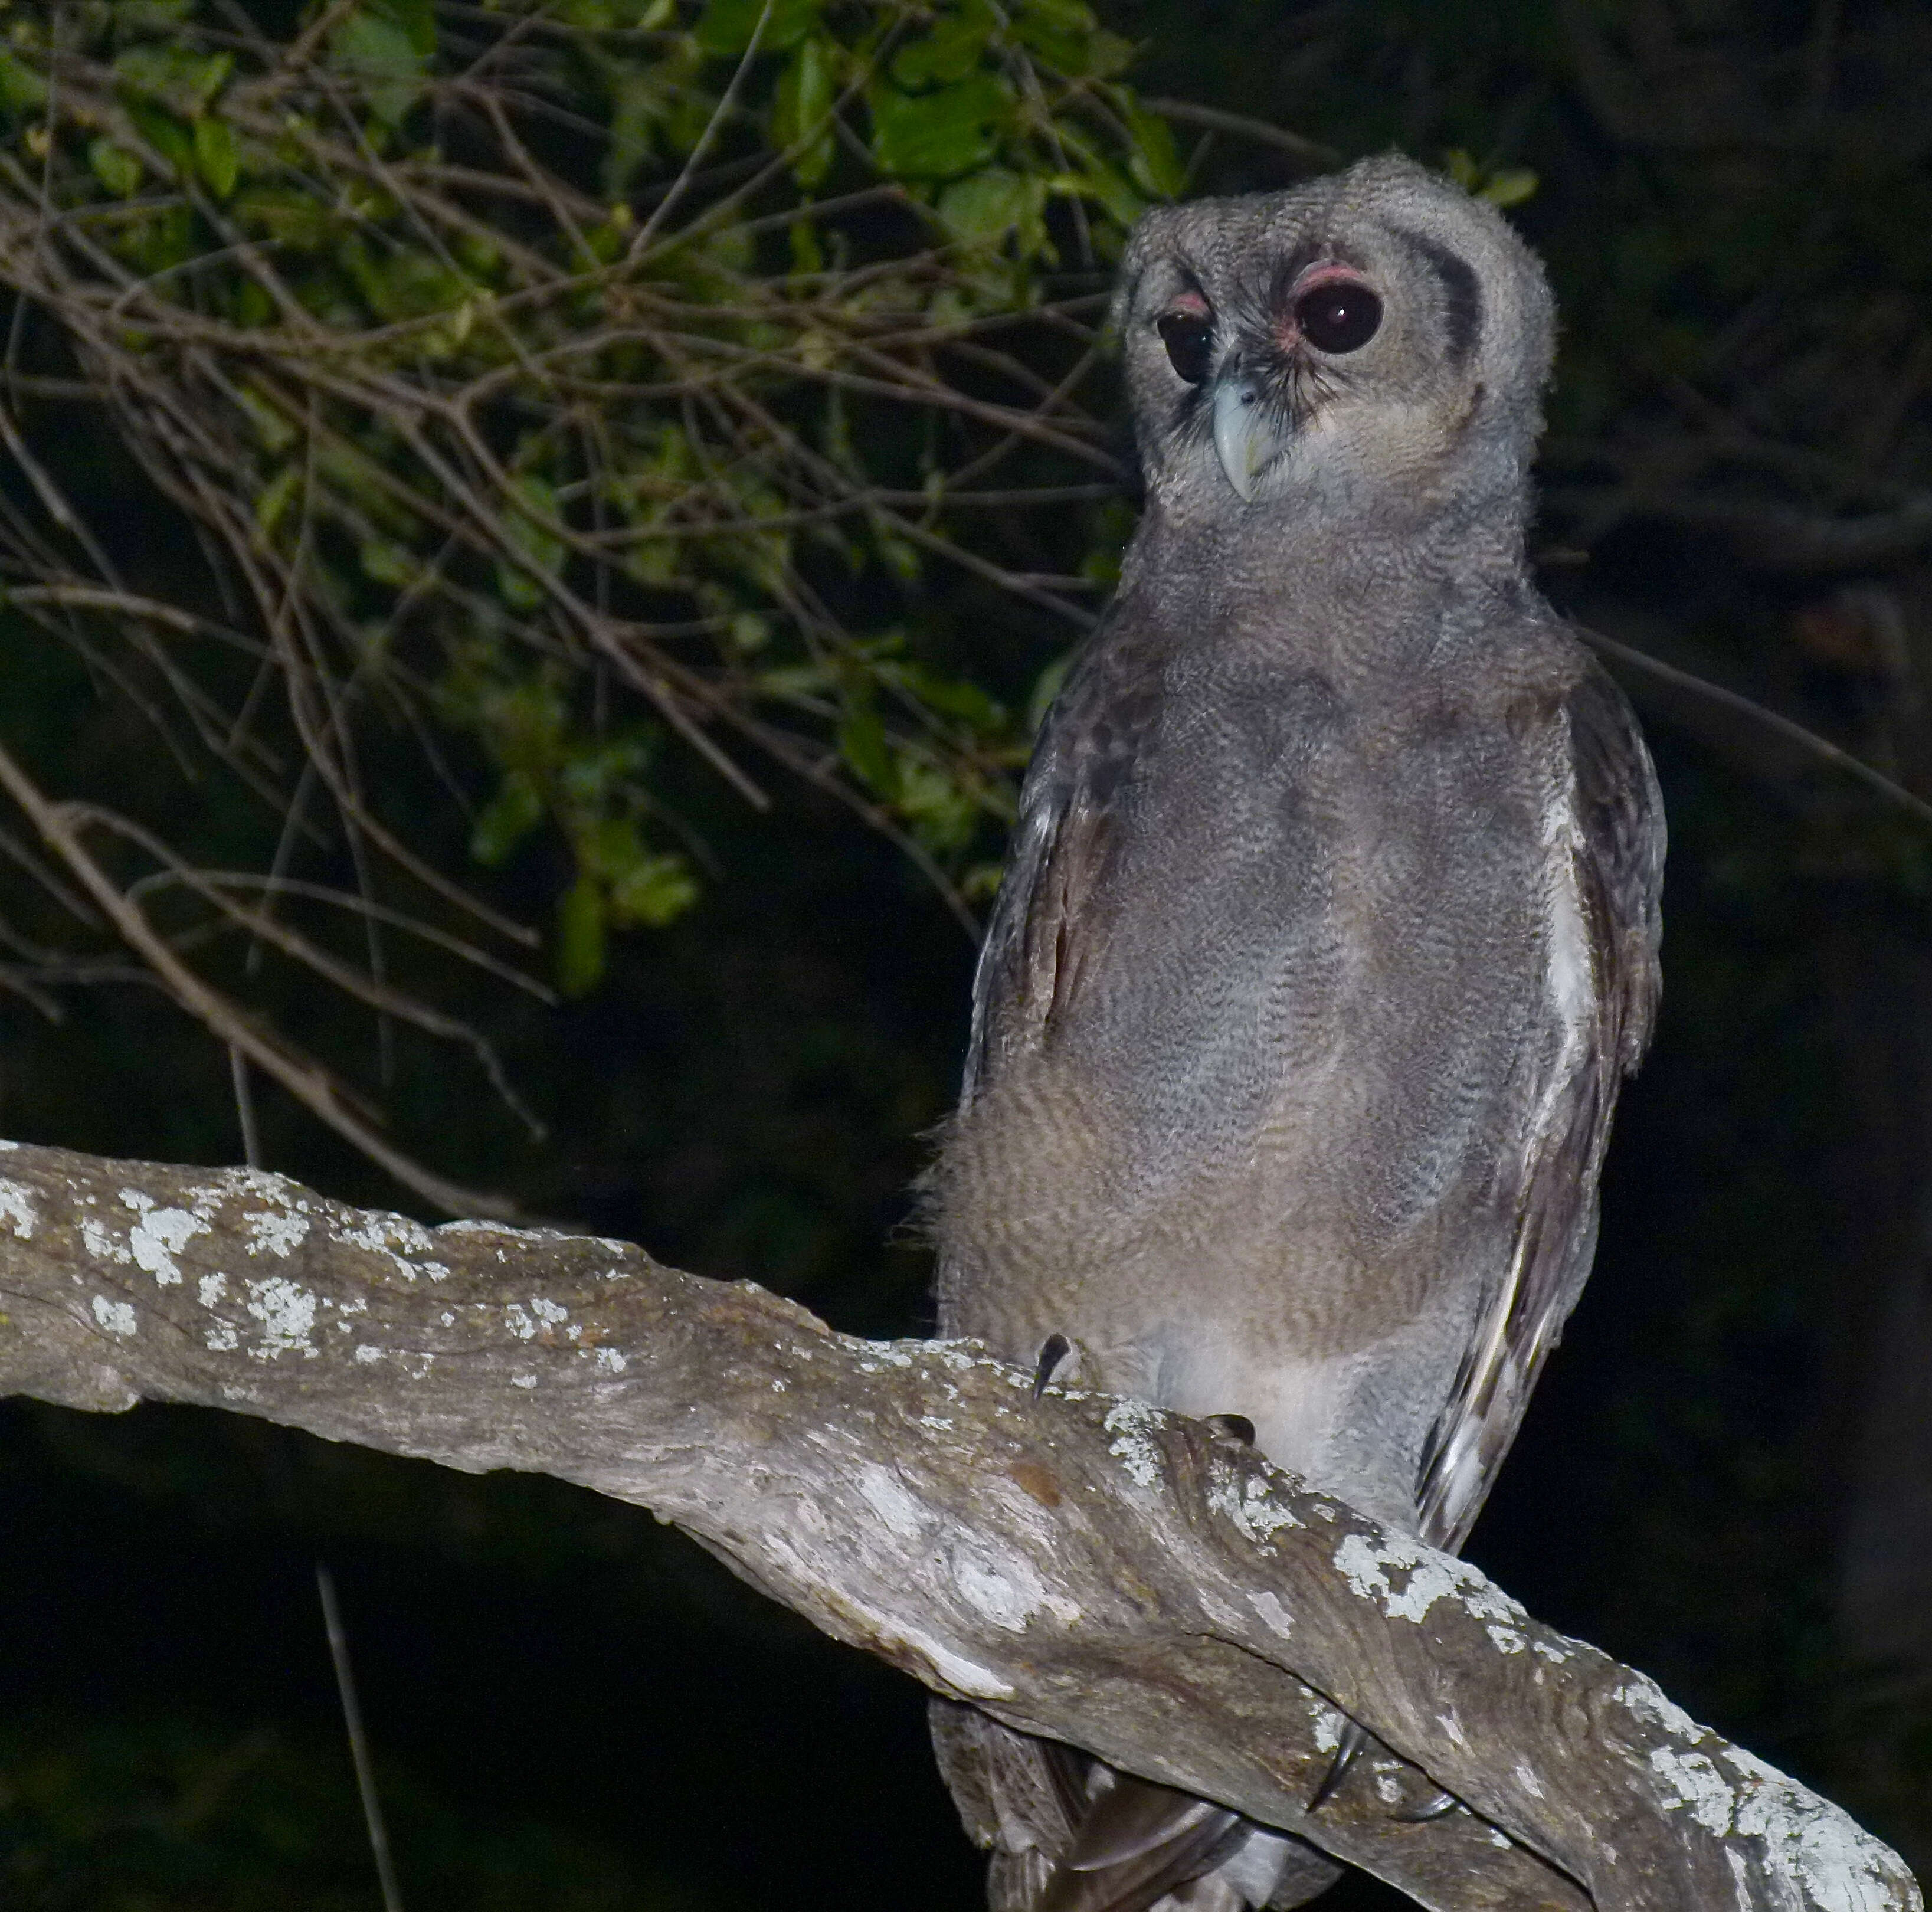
[{"x1": 0, "y1": 0, "x2": 1173, "y2": 1199}]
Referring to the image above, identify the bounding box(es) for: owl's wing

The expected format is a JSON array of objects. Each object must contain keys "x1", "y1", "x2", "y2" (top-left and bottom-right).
[
  {"x1": 1414, "y1": 655, "x2": 1665, "y2": 1550},
  {"x1": 958, "y1": 628, "x2": 1158, "y2": 1108}
]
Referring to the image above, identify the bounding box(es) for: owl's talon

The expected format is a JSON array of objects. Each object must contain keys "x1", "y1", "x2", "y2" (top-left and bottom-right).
[
  {"x1": 1308, "y1": 1721, "x2": 1369, "y2": 1812},
  {"x1": 1032, "y1": 1333, "x2": 1073, "y2": 1402},
  {"x1": 1394, "y1": 1789, "x2": 1462, "y2": 1823}
]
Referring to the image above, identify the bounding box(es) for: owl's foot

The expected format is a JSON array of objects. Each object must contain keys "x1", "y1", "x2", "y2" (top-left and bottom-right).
[
  {"x1": 1394, "y1": 1789, "x2": 1461, "y2": 1823},
  {"x1": 1204, "y1": 1413, "x2": 1256, "y2": 1445},
  {"x1": 1308, "y1": 1721, "x2": 1368, "y2": 1812}
]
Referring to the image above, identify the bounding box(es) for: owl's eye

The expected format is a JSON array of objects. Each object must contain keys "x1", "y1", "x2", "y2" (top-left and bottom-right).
[
  {"x1": 1157, "y1": 311, "x2": 1214, "y2": 384},
  {"x1": 1293, "y1": 281, "x2": 1383, "y2": 354}
]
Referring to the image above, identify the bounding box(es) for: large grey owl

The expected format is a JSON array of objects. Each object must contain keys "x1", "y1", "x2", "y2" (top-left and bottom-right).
[{"x1": 925, "y1": 155, "x2": 1665, "y2": 1912}]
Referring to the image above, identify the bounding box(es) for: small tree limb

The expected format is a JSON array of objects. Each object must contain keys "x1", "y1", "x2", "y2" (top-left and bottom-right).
[{"x1": 0, "y1": 1141, "x2": 1917, "y2": 1912}]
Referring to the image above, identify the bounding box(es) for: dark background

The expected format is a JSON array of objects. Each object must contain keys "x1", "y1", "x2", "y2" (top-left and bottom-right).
[{"x1": 4, "y1": 1, "x2": 1931, "y2": 1904}]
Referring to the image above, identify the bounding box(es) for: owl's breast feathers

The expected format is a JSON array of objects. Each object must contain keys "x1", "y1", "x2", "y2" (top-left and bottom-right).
[{"x1": 935, "y1": 566, "x2": 1663, "y2": 1543}]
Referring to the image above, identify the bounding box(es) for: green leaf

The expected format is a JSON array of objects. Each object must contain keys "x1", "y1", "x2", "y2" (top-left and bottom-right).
[
  {"x1": 254, "y1": 463, "x2": 302, "y2": 538},
  {"x1": 837, "y1": 693, "x2": 898, "y2": 798},
  {"x1": 693, "y1": 0, "x2": 820, "y2": 55},
  {"x1": 890, "y1": 2, "x2": 997, "y2": 87},
  {"x1": 936, "y1": 166, "x2": 1042, "y2": 248},
  {"x1": 608, "y1": 852, "x2": 699, "y2": 928},
  {"x1": 471, "y1": 772, "x2": 545, "y2": 866},
  {"x1": 772, "y1": 35, "x2": 834, "y2": 187},
  {"x1": 87, "y1": 138, "x2": 143, "y2": 198},
  {"x1": 378, "y1": 0, "x2": 437, "y2": 60},
  {"x1": 1123, "y1": 100, "x2": 1184, "y2": 200},
  {"x1": 1009, "y1": 0, "x2": 1109, "y2": 73},
  {"x1": 194, "y1": 116, "x2": 238, "y2": 198},
  {"x1": 870, "y1": 74, "x2": 1010, "y2": 180},
  {"x1": 126, "y1": 98, "x2": 194, "y2": 175},
  {"x1": 113, "y1": 44, "x2": 233, "y2": 113},
  {"x1": 1481, "y1": 167, "x2": 1538, "y2": 209},
  {"x1": 358, "y1": 538, "x2": 414, "y2": 587},
  {"x1": 234, "y1": 186, "x2": 335, "y2": 250},
  {"x1": 555, "y1": 876, "x2": 607, "y2": 997},
  {"x1": 0, "y1": 50, "x2": 48, "y2": 116},
  {"x1": 329, "y1": 10, "x2": 425, "y2": 130}
]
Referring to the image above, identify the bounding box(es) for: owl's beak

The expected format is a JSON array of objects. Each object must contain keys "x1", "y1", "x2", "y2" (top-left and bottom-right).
[{"x1": 1211, "y1": 375, "x2": 1282, "y2": 501}]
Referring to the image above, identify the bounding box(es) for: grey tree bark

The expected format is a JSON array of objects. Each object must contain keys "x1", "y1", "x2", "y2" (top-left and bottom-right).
[{"x1": 0, "y1": 1139, "x2": 1917, "y2": 1912}]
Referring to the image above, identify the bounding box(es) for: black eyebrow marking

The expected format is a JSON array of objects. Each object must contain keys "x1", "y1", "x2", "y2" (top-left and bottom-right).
[{"x1": 1392, "y1": 226, "x2": 1483, "y2": 368}]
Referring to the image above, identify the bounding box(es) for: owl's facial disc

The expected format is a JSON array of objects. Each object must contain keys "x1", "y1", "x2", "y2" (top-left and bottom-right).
[{"x1": 1207, "y1": 268, "x2": 1386, "y2": 501}]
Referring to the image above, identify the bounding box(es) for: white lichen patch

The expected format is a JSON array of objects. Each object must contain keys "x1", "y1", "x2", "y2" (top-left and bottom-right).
[
  {"x1": 243, "y1": 1209, "x2": 309, "y2": 1258},
  {"x1": 1650, "y1": 1745, "x2": 1737, "y2": 1836},
  {"x1": 81, "y1": 1215, "x2": 130, "y2": 1263},
  {"x1": 197, "y1": 1273, "x2": 227, "y2": 1308},
  {"x1": 1332, "y1": 1531, "x2": 1525, "y2": 1628},
  {"x1": 0, "y1": 1177, "x2": 37, "y2": 1239},
  {"x1": 1489, "y1": 1624, "x2": 1527, "y2": 1654},
  {"x1": 1438, "y1": 1708, "x2": 1466, "y2": 1747},
  {"x1": 91, "y1": 1294, "x2": 136, "y2": 1336},
  {"x1": 1103, "y1": 1399, "x2": 1166, "y2": 1488},
  {"x1": 119, "y1": 1191, "x2": 209, "y2": 1286},
  {"x1": 512, "y1": 1373, "x2": 538, "y2": 1389},
  {"x1": 1531, "y1": 1636, "x2": 1574, "y2": 1664},
  {"x1": 1723, "y1": 1743, "x2": 1908, "y2": 1912},
  {"x1": 353, "y1": 1344, "x2": 384, "y2": 1364},
  {"x1": 1311, "y1": 1707, "x2": 1344, "y2": 1754},
  {"x1": 505, "y1": 1302, "x2": 538, "y2": 1341},
  {"x1": 1614, "y1": 1676, "x2": 1704, "y2": 1743},
  {"x1": 918, "y1": 1415, "x2": 954, "y2": 1431},
  {"x1": 341, "y1": 1213, "x2": 438, "y2": 1280},
  {"x1": 1375, "y1": 1773, "x2": 1403, "y2": 1805},
  {"x1": 1514, "y1": 1762, "x2": 1544, "y2": 1799},
  {"x1": 244, "y1": 1276, "x2": 318, "y2": 1359},
  {"x1": 220, "y1": 1167, "x2": 304, "y2": 1206},
  {"x1": 1211, "y1": 1469, "x2": 1304, "y2": 1545},
  {"x1": 342, "y1": 1214, "x2": 436, "y2": 1258},
  {"x1": 594, "y1": 1347, "x2": 627, "y2": 1373},
  {"x1": 531, "y1": 1297, "x2": 568, "y2": 1327},
  {"x1": 205, "y1": 1321, "x2": 240, "y2": 1352},
  {"x1": 1249, "y1": 1589, "x2": 1295, "y2": 1638}
]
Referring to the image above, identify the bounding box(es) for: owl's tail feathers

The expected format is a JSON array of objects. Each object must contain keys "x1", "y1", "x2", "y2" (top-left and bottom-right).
[
  {"x1": 931, "y1": 1701, "x2": 1341, "y2": 1912},
  {"x1": 1036, "y1": 1775, "x2": 1246, "y2": 1912}
]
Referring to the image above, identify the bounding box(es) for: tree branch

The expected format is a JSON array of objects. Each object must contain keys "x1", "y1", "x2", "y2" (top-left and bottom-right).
[{"x1": 0, "y1": 1141, "x2": 1917, "y2": 1912}]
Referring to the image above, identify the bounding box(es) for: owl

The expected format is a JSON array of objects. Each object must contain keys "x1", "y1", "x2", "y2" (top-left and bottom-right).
[{"x1": 925, "y1": 155, "x2": 1665, "y2": 1912}]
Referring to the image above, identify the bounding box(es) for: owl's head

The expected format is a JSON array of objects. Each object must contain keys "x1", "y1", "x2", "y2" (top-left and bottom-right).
[{"x1": 1116, "y1": 156, "x2": 1555, "y2": 523}]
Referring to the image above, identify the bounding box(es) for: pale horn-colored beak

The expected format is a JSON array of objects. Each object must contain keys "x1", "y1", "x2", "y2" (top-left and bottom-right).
[{"x1": 1211, "y1": 375, "x2": 1281, "y2": 502}]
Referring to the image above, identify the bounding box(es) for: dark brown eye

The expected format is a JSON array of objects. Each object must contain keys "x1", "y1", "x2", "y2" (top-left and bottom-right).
[
  {"x1": 1293, "y1": 281, "x2": 1383, "y2": 354},
  {"x1": 1157, "y1": 311, "x2": 1214, "y2": 384}
]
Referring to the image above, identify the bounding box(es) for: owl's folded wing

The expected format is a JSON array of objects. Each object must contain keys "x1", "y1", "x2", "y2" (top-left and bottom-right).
[{"x1": 1414, "y1": 654, "x2": 1666, "y2": 1551}]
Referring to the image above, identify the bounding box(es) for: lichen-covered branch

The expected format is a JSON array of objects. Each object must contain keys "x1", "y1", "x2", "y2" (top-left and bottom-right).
[{"x1": 0, "y1": 1140, "x2": 1917, "y2": 1912}]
